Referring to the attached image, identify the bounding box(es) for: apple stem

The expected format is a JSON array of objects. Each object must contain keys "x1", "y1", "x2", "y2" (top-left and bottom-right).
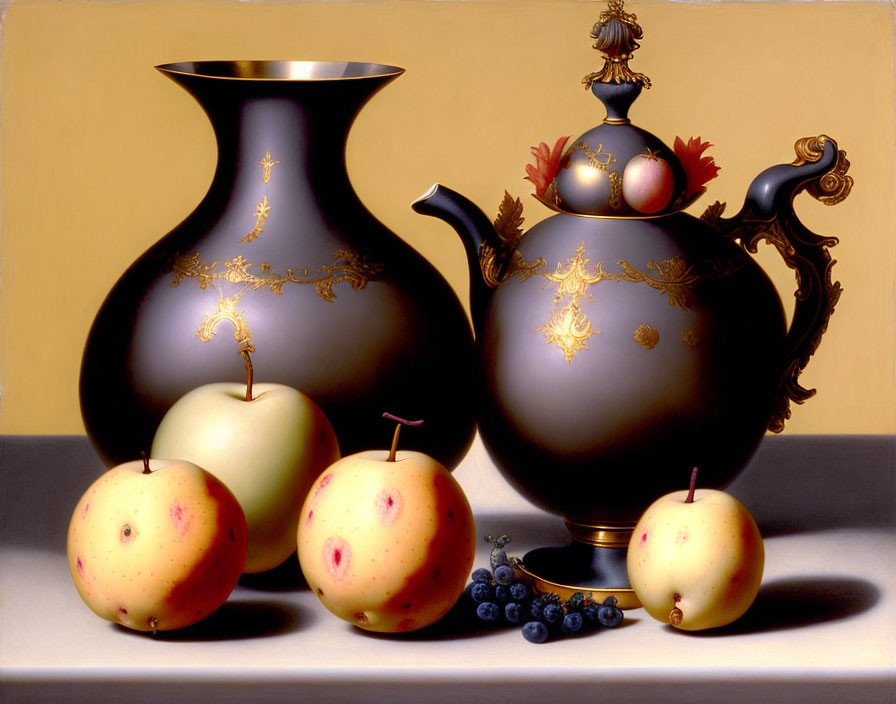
[
  {"x1": 140, "y1": 451, "x2": 151, "y2": 475},
  {"x1": 382, "y1": 413, "x2": 424, "y2": 462},
  {"x1": 685, "y1": 466, "x2": 699, "y2": 503},
  {"x1": 240, "y1": 350, "x2": 254, "y2": 402}
]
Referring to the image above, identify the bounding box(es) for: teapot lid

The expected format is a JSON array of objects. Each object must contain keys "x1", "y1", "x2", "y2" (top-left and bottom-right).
[{"x1": 539, "y1": 0, "x2": 716, "y2": 218}]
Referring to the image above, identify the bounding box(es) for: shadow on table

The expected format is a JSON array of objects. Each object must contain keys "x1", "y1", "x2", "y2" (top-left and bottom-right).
[
  {"x1": 347, "y1": 588, "x2": 525, "y2": 643},
  {"x1": 352, "y1": 589, "x2": 648, "y2": 643},
  {"x1": 237, "y1": 553, "x2": 308, "y2": 592},
  {"x1": 676, "y1": 575, "x2": 880, "y2": 637},
  {"x1": 115, "y1": 598, "x2": 310, "y2": 642}
]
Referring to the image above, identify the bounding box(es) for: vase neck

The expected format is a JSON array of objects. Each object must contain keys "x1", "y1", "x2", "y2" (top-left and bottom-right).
[
  {"x1": 208, "y1": 95, "x2": 355, "y2": 196},
  {"x1": 157, "y1": 62, "x2": 403, "y2": 205}
]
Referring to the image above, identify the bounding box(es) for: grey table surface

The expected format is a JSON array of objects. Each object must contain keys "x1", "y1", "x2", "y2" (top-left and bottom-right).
[{"x1": 1, "y1": 433, "x2": 894, "y2": 703}]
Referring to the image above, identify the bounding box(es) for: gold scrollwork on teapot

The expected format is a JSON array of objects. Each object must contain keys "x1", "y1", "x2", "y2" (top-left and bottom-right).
[
  {"x1": 543, "y1": 241, "x2": 609, "y2": 302},
  {"x1": 792, "y1": 135, "x2": 853, "y2": 206},
  {"x1": 476, "y1": 192, "x2": 742, "y2": 362},
  {"x1": 615, "y1": 256, "x2": 702, "y2": 309},
  {"x1": 515, "y1": 241, "x2": 740, "y2": 362},
  {"x1": 480, "y1": 192, "x2": 548, "y2": 286},
  {"x1": 569, "y1": 141, "x2": 623, "y2": 208},
  {"x1": 536, "y1": 242, "x2": 604, "y2": 361},
  {"x1": 538, "y1": 302, "x2": 600, "y2": 362},
  {"x1": 698, "y1": 133, "x2": 851, "y2": 433},
  {"x1": 634, "y1": 323, "x2": 660, "y2": 349}
]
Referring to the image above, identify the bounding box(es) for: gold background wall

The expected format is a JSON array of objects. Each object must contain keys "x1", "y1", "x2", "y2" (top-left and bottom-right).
[{"x1": 1, "y1": 0, "x2": 894, "y2": 436}]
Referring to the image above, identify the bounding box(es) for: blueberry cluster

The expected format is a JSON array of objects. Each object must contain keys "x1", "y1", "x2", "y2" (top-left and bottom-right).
[{"x1": 469, "y1": 535, "x2": 625, "y2": 643}]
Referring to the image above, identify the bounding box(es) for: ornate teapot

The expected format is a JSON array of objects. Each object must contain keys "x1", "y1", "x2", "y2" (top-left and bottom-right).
[{"x1": 414, "y1": 1, "x2": 852, "y2": 603}]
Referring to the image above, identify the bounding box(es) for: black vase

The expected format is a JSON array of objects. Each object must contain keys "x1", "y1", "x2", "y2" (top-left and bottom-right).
[{"x1": 80, "y1": 61, "x2": 476, "y2": 469}]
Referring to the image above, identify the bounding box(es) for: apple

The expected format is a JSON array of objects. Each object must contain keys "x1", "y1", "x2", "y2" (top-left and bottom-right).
[
  {"x1": 622, "y1": 149, "x2": 675, "y2": 214},
  {"x1": 67, "y1": 454, "x2": 247, "y2": 633},
  {"x1": 151, "y1": 351, "x2": 340, "y2": 573},
  {"x1": 627, "y1": 467, "x2": 764, "y2": 631},
  {"x1": 297, "y1": 413, "x2": 476, "y2": 633}
]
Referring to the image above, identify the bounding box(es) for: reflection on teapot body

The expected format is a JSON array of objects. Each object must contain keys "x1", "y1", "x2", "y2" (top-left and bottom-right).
[{"x1": 415, "y1": 0, "x2": 851, "y2": 605}]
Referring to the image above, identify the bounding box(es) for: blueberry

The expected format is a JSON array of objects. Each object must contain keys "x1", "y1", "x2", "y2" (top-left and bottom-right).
[
  {"x1": 504, "y1": 602, "x2": 525, "y2": 624},
  {"x1": 470, "y1": 582, "x2": 493, "y2": 603},
  {"x1": 494, "y1": 585, "x2": 513, "y2": 603},
  {"x1": 476, "y1": 602, "x2": 500, "y2": 622},
  {"x1": 597, "y1": 604, "x2": 624, "y2": 628},
  {"x1": 562, "y1": 611, "x2": 583, "y2": 634},
  {"x1": 565, "y1": 592, "x2": 586, "y2": 611},
  {"x1": 543, "y1": 603, "x2": 564, "y2": 625},
  {"x1": 530, "y1": 595, "x2": 549, "y2": 620},
  {"x1": 493, "y1": 564, "x2": 515, "y2": 585},
  {"x1": 490, "y1": 549, "x2": 509, "y2": 568},
  {"x1": 471, "y1": 568, "x2": 493, "y2": 584},
  {"x1": 510, "y1": 582, "x2": 530, "y2": 602},
  {"x1": 522, "y1": 621, "x2": 549, "y2": 643},
  {"x1": 583, "y1": 604, "x2": 601, "y2": 625}
]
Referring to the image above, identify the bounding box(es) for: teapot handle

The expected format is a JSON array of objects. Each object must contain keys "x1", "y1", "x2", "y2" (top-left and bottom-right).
[{"x1": 700, "y1": 135, "x2": 853, "y2": 433}]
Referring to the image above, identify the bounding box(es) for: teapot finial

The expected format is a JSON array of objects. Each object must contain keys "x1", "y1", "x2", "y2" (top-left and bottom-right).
[
  {"x1": 552, "y1": 1, "x2": 689, "y2": 215},
  {"x1": 583, "y1": 0, "x2": 651, "y2": 89}
]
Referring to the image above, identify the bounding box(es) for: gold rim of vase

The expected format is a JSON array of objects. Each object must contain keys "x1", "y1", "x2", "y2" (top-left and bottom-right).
[{"x1": 155, "y1": 60, "x2": 405, "y2": 82}]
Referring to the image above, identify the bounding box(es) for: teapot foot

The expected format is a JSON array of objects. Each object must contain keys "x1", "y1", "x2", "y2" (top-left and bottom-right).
[{"x1": 516, "y1": 541, "x2": 640, "y2": 610}]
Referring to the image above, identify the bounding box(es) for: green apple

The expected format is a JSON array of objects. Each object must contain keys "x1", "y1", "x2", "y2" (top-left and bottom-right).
[
  {"x1": 627, "y1": 467, "x2": 764, "y2": 631},
  {"x1": 297, "y1": 414, "x2": 476, "y2": 633},
  {"x1": 67, "y1": 456, "x2": 247, "y2": 633},
  {"x1": 151, "y1": 352, "x2": 340, "y2": 573}
]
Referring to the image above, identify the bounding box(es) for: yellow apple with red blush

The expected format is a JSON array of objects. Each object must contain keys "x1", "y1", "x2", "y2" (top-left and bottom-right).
[
  {"x1": 627, "y1": 467, "x2": 764, "y2": 631},
  {"x1": 67, "y1": 456, "x2": 247, "y2": 633},
  {"x1": 297, "y1": 414, "x2": 476, "y2": 633}
]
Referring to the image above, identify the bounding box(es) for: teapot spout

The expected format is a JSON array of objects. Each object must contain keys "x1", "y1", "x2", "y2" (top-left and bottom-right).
[{"x1": 413, "y1": 184, "x2": 499, "y2": 335}]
